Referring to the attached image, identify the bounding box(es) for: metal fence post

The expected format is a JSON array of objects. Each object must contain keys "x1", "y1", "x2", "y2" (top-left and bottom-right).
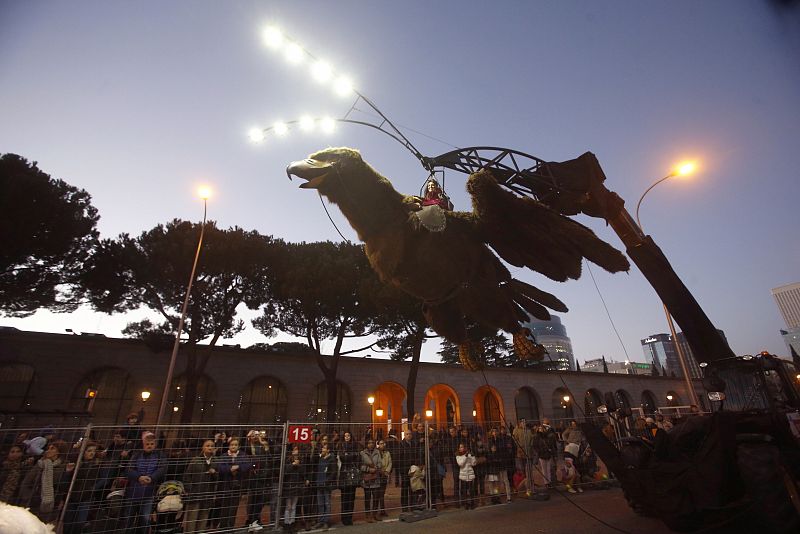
[
  {"x1": 424, "y1": 420, "x2": 431, "y2": 510},
  {"x1": 275, "y1": 421, "x2": 289, "y2": 528},
  {"x1": 57, "y1": 423, "x2": 92, "y2": 534}
]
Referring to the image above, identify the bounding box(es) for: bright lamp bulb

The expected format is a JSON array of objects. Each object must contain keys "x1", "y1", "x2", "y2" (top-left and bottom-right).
[
  {"x1": 273, "y1": 121, "x2": 289, "y2": 136},
  {"x1": 299, "y1": 115, "x2": 315, "y2": 131},
  {"x1": 676, "y1": 161, "x2": 696, "y2": 177},
  {"x1": 311, "y1": 60, "x2": 333, "y2": 83},
  {"x1": 333, "y1": 75, "x2": 354, "y2": 97},
  {"x1": 248, "y1": 127, "x2": 265, "y2": 143},
  {"x1": 263, "y1": 26, "x2": 283, "y2": 49},
  {"x1": 197, "y1": 186, "x2": 212, "y2": 200},
  {"x1": 320, "y1": 117, "x2": 336, "y2": 133},
  {"x1": 284, "y1": 43, "x2": 304, "y2": 64}
]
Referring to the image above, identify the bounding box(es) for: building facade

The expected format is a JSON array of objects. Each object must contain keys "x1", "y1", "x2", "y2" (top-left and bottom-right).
[
  {"x1": 772, "y1": 282, "x2": 800, "y2": 330},
  {"x1": 582, "y1": 358, "x2": 652, "y2": 375},
  {"x1": 523, "y1": 315, "x2": 575, "y2": 371},
  {"x1": 641, "y1": 334, "x2": 673, "y2": 375},
  {"x1": 0, "y1": 328, "x2": 696, "y2": 429},
  {"x1": 640, "y1": 330, "x2": 727, "y2": 379}
]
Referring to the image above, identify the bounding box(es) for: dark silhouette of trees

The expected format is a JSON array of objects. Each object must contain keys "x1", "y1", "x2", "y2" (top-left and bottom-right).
[
  {"x1": 0, "y1": 154, "x2": 99, "y2": 316},
  {"x1": 439, "y1": 326, "x2": 515, "y2": 367},
  {"x1": 84, "y1": 219, "x2": 279, "y2": 422},
  {"x1": 253, "y1": 241, "x2": 383, "y2": 422}
]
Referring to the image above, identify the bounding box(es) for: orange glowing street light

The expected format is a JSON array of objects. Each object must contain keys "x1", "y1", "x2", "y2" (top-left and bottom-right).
[
  {"x1": 635, "y1": 162, "x2": 702, "y2": 409},
  {"x1": 156, "y1": 186, "x2": 212, "y2": 428}
]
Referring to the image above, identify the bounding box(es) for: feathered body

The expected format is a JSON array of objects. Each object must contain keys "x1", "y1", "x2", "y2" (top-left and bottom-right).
[{"x1": 286, "y1": 148, "x2": 629, "y2": 367}]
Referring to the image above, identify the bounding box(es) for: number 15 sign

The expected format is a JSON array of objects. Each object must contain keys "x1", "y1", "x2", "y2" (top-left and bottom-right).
[{"x1": 288, "y1": 425, "x2": 313, "y2": 443}]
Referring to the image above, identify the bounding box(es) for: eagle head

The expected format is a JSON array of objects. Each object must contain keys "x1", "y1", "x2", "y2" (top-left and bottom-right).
[{"x1": 286, "y1": 147, "x2": 364, "y2": 193}]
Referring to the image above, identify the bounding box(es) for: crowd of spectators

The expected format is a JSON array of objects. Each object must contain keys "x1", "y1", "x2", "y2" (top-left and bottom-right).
[{"x1": 0, "y1": 411, "x2": 692, "y2": 533}]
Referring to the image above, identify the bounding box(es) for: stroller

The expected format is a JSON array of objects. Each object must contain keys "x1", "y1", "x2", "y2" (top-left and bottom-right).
[{"x1": 152, "y1": 480, "x2": 185, "y2": 534}]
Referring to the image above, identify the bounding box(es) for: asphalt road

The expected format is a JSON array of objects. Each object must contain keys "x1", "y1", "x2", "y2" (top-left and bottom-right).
[{"x1": 307, "y1": 488, "x2": 676, "y2": 534}]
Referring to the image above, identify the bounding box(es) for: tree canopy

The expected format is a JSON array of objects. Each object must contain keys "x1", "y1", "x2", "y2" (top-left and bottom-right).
[
  {"x1": 253, "y1": 241, "x2": 385, "y2": 422},
  {"x1": 84, "y1": 219, "x2": 280, "y2": 421},
  {"x1": 0, "y1": 154, "x2": 99, "y2": 316}
]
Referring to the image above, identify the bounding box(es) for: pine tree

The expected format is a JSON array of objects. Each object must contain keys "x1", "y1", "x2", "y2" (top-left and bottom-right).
[{"x1": 602, "y1": 355, "x2": 609, "y2": 373}]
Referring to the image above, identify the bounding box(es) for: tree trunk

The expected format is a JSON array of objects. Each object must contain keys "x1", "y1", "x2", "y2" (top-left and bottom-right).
[
  {"x1": 179, "y1": 342, "x2": 214, "y2": 424},
  {"x1": 405, "y1": 326, "x2": 425, "y2": 421},
  {"x1": 326, "y1": 372, "x2": 338, "y2": 423}
]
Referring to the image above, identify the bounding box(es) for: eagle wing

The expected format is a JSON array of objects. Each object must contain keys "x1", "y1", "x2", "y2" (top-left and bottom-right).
[{"x1": 467, "y1": 169, "x2": 630, "y2": 282}]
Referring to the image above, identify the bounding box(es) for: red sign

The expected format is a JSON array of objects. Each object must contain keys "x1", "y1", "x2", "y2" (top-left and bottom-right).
[{"x1": 288, "y1": 425, "x2": 313, "y2": 443}]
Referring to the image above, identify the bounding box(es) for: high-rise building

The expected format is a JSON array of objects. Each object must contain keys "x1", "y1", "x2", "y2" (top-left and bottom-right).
[
  {"x1": 640, "y1": 330, "x2": 723, "y2": 379},
  {"x1": 523, "y1": 315, "x2": 575, "y2": 371},
  {"x1": 641, "y1": 334, "x2": 672, "y2": 375},
  {"x1": 772, "y1": 282, "x2": 800, "y2": 330}
]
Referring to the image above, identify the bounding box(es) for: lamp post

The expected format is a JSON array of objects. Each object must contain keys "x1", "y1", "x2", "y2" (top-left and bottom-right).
[
  {"x1": 636, "y1": 163, "x2": 701, "y2": 408},
  {"x1": 156, "y1": 187, "x2": 212, "y2": 428}
]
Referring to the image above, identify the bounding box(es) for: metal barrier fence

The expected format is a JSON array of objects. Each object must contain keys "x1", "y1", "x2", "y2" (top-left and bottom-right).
[{"x1": 0, "y1": 413, "x2": 692, "y2": 532}]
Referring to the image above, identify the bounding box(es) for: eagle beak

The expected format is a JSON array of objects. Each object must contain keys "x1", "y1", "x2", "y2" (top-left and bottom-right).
[{"x1": 286, "y1": 158, "x2": 334, "y2": 190}]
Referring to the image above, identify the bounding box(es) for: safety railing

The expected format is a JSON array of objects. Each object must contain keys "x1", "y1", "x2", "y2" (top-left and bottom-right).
[{"x1": 0, "y1": 413, "x2": 695, "y2": 532}]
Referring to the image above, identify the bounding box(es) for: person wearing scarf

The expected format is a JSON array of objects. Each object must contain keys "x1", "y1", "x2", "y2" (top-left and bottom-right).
[{"x1": 18, "y1": 440, "x2": 67, "y2": 524}]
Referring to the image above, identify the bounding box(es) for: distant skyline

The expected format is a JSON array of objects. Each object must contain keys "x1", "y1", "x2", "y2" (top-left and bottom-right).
[{"x1": 1, "y1": 1, "x2": 799, "y2": 363}]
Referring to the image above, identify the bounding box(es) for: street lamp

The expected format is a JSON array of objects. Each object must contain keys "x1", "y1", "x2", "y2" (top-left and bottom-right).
[
  {"x1": 367, "y1": 395, "x2": 375, "y2": 406},
  {"x1": 636, "y1": 162, "x2": 701, "y2": 408},
  {"x1": 562, "y1": 395, "x2": 571, "y2": 403},
  {"x1": 141, "y1": 391, "x2": 151, "y2": 402},
  {"x1": 156, "y1": 187, "x2": 211, "y2": 428},
  {"x1": 425, "y1": 409, "x2": 433, "y2": 418}
]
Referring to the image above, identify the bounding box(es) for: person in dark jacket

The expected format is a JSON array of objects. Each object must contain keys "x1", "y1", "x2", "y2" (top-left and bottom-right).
[
  {"x1": 312, "y1": 444, "x2": 337, "y2": 530},
  {"x1": 534, "y1": 419, "x2": 558, "y2": 488},
  {"x1": 337, "y1": 431, "x2": 360, "y2": 526},
  {"x1": 244, "y1": 429, "x2": 275, "y2": 531},
  {"x1": 0, "y1": 444, "x2": 28, "y2": 504},
  {"x1": 122, "y1": 432, "x2": 166, "y2": 534},
  {"x1": 488, "y1": 427, "x2": 513, "y2": 502},
  {"x1": 62, "y1": 441, "x2": 105, "y2": 534},
  {"x1": 182, "y1": 439, "x2": 219, "y2": 533},
  {"x1": 283, "y1": 445, "x2": 308, "y2": 532},
  {"x1": 217, "y1": 437, "x2": 252, "y2": 529},
  {"x1": 397, "y1": 430, "x2": 424, "y2": 512}
]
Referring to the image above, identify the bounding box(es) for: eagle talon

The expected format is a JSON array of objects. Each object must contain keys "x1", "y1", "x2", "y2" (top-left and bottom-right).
[
  {"x1": 458, "y1": 341, "x2": 484, "y2": 371},
  {"x1": 514, "y1": 328, "x2": 547, "y2": 361}
]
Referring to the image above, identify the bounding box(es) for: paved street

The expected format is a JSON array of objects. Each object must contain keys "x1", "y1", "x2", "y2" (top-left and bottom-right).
[{"x1": 297, "y1": 488, "x2": 673, "y2": 534}]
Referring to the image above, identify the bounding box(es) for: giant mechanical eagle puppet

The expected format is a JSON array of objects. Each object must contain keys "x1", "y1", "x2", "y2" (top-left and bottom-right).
[{"x1": 286, "y1": 147, "x2": 630, "y2": 370}]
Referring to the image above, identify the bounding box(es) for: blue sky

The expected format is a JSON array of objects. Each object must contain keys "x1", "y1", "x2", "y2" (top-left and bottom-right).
[{"x1": 1, "y1": 1, "x2": 798, "y2": 363}]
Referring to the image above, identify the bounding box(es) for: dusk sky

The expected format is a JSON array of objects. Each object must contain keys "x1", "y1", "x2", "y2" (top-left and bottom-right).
[{"x1": 2, "y1": 1, "x2": 798, "y2": 364}]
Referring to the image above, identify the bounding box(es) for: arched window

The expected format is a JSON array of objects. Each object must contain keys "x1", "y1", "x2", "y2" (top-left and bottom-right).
[
  {"x1": 0, "y1": 363, "x2": 35, "y2": 412},
  {"x1": 68, "y1": 368, "x2": 133, "y2": 425},
  {"x1": 514, "y1": 387, "x2": 539, "y2": 422},
  {"x1": 615, "y1": 389, "x2": 633, "y2": 413},
  {"x1": 666, "y1": 391, "x2": 681, "y2": 407},
  {"x1": 641, "y1": 390, "x2": 658, "y2": 415},
  {"x1": 584, "y1": 389, "x2": 604, "y2": 424},
  {"x1": 424, "y1": 384, "x2": 461, "y2": 427},
  {"x1": 553, "y1": 387, "x2": 574, "y2": 421},
  {"x1": 238, "y1": 376, "x2": 288, "y2": 424},
  {"x1": 474, "y1": 386, "x2": 503, "y2": 427},
  {"x1": 309, "y1": 381, "x2": 351, "y2": 423},
  {"x1": 164, "y1": 374, "x2": 217, "y2": 424}
]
